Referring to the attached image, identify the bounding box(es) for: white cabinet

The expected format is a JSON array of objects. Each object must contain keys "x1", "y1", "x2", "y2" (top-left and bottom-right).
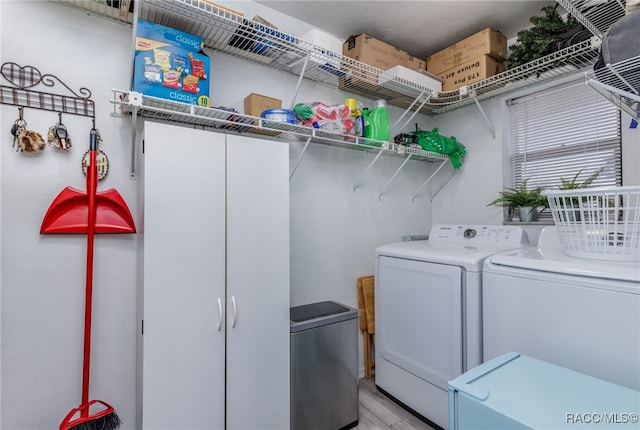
[{"x1": 138, "y1": 122, "x2": 290, "y2": 429}]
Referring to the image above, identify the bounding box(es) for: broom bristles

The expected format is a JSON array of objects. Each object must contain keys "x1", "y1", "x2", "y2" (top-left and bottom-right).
[{"x1": 66, "y1": 411, "x2": 121, "y2": 430}]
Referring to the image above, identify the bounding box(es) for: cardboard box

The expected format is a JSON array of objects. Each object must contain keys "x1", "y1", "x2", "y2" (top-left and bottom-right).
[
  {"x1": 427, "y1": 28, "x2": 507, "y2": 75},
  {"x1": 343, "y1": 34, "x2": 410, "y2": 71},
  {"x1": 438, "y1": 54, "x2": 505, "y2": 92},
  {"x1": 135, "y1": 19, "x2": 205, "y2": 52},
  {"x1": 378, "y1": 65, "x2": 443, "y2": 93},
  {"x1": 132, "y1": 20, "x2": 211, "y2": 107},
  {"x1": 406, "y1": 55, "x2": 427, "y2": 71},
  {"x1": 244, "y1": 93, "x2": 283, "y2": 136},
  {"x1": 341, "y1": 33, "x2": 411, "y2": 92},
  {"x1": 244, "y1": 93, "x2": 282, "y2": 116},
  {"x1": 201, "y1": 0, "x2": 244, "y2": 17},
  {"x1": 340, "y1": 33, "x2": 426, "y2": 94}
]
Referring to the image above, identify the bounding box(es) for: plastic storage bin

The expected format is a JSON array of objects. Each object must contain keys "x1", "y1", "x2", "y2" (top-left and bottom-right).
[{"x1": 449, "y1": 352, "x2": 640, "y2": 429}]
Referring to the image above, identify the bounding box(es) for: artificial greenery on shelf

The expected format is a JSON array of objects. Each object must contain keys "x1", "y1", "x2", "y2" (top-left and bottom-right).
[
  {"x1": 487, "y1": 178, "x2": 549, "y2": 212},
  {"x1": 508, "y1": 5, "x2": 580, "y2": 69},
  {"x1": 558, "y1": 168, "x2": 603, "y2": 190}
]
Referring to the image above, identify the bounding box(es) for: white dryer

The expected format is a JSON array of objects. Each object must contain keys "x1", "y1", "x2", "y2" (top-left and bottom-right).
[
  {"x1": 483, "y1": 226, "x2": 640, "y2": 391},
  {"x1": 374, "y1": 225, "x2": 529, "y2": 429}
]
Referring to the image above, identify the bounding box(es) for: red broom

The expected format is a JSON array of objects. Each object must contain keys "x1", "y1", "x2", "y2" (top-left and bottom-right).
[{"x1": 56, "y1": 129, "x2": 127, "y2": 430}]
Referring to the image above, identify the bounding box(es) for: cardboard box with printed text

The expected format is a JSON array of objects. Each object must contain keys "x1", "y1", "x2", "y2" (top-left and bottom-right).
[
  {"x1": 427, "y1": 28, "x2": 507, "y2": 75},
  {"x1": 438, "y1": 55, "x2": 505, "y2": 92}
]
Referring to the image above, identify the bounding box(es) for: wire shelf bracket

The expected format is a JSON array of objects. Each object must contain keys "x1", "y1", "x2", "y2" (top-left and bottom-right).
[
  {"x1": 412, "y1": 160, "x2": 449, "y2": 201},
  {"x1": 289, "y1": 137, "x2": 312, "y2": 181},
  {"x1": 378, "y1": 153, "x2": 413, "y2": 200},
  {"x1": 586, "y1": 78, "x2": 640, "y2": 120},
  {"x1": 464, "y1": 87, "x2": 495, "y2": 138},
  {"x1": 353, "y1": 149, "x2": 385, "y2": 191},
  {"x1": 430, "y1": 165, "x2": 458, "y2": 200},
  {"x1": 391, "y1": 91, "x2": 432, "y2": 135}
]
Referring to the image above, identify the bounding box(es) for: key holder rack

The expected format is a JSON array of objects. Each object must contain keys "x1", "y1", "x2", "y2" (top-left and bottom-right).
[{"x1": 0, "y1": 62, "x2": 95, "y2": 118}]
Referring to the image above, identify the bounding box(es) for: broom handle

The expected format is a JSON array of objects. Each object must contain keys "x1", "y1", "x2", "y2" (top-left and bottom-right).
[{"x1": 81, "y1": 129, "x2": 99, "y2": 416}]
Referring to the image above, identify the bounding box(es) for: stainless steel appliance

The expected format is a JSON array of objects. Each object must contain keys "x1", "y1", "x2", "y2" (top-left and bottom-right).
[{"x1": 290, "y1": 301, "x2": 358, "y2": 430}]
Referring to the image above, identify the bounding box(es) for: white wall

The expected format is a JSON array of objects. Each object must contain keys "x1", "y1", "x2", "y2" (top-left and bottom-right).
[
  {"x1": 1, "y1": 2, "x2": 138, "y2": 429},
  {"x1": 0, "y1": 1, "x2": 438, "y2": 429}
]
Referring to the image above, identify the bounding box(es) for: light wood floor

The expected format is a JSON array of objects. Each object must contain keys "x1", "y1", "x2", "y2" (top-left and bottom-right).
[{"x1": 355, "y1": 377, "x2": 439, "y2": 430}]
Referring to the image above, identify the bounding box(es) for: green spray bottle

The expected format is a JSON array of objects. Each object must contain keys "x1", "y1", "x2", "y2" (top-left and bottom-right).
[{"x1": 363, "y1": 99, "x2": 390, "y2": 143}]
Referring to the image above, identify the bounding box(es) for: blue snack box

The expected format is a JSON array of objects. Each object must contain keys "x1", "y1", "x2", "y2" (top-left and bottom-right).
[
  {"x1": 136, "y1": 19, "x2": 204, "y2": 52},
  {"x1": 132, "y1": 20, "x2": 211, "y2": 107}
]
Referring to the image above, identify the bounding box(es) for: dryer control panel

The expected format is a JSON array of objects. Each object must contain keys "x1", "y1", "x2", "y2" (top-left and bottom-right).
[{"x1": 429, "y1": 225, "x2": 529, "y2": 246}]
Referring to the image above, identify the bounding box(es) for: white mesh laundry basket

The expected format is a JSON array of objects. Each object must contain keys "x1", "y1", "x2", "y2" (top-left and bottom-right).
[{"x1": 543, "y1": 186, "x2": 640, "y2": 261}]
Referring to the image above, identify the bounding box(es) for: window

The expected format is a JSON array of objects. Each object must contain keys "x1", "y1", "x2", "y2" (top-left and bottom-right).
[{"x1": 508, "y1": 79, "x2": 622, "y2": 220}]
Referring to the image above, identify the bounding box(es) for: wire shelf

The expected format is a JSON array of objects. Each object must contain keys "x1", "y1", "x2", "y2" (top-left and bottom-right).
[
  {"x1": 422, "y1": 39, "x2": 601, "y2": 114},
  {"x1": 585, "y1": 55, "x2": 640, "y2": 120},
  {"x1": 55, "y1": 0, "x2": 612, "y2": 118},
  {"x1": 111, "y1": 90, "x2": 450, "y2": 162},
  {"x1": 556, "y1": 0, "x2": 627, "y2": 39},
  {"x1": 54, "y1": 0, "x2": 134, "y2": 24}
]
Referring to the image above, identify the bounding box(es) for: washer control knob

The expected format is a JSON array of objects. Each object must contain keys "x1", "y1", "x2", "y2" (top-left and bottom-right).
[{"x1": 463, "y1": 228, "x2": 476, "y2": 239}]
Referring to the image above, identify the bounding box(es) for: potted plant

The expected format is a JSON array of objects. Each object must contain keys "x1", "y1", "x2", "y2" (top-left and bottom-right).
[
  {"x1": 487, "y1": 179, "x2": 548, "y2": 222},
  {"x1": 559, "y1": 168, "x2": 602, "y2": 190},
  {"x1": 557, "y1": 168, "x2": 603, "y2": 221}
]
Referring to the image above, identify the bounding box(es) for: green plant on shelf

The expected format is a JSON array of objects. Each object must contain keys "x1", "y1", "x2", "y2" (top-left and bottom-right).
[
  {"x1": 556, "y1": 168, "x2": 606, "y2": 221},
  {"x1": 487, "y1": 178, "x2": 548, "y2": 222},
  {"x1": 558, "y1": 168, "x2": 602, "y2": 190}
]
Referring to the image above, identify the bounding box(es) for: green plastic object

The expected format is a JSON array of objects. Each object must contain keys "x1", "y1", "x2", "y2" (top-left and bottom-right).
[
  {"x1": 415, "y1": 127, "x2": 466, "y2": 169},
  {"x1": 362, "y1": 99, "x2": 390, "y2": 143},
  {"x1": 293, "y1": 103, "x2": 314, "y2": 120}
]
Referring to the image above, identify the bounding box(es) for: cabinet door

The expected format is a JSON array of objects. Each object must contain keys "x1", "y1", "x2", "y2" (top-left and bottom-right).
[
  {"x1": 140, "y1": 122, "x2": 226, "y2": 429},
  {"x1": 225, "y1": 135, "x2": 290, "y2": 430}
]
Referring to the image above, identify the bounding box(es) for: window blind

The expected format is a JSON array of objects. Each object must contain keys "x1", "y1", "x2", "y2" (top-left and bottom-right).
[{"x1": 509, "y1": 80, "x2": 622, "y2": 220}]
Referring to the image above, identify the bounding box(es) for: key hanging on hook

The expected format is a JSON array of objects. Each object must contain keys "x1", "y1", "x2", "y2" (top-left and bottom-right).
[
  {"x1": 12, "y1": 107, "x2": 45, "y2": 153},
  {"x1": 10, "y1": 107, "x2": 25, "y2": 147},
  {"x1": 48, "y1": 112, "x2": 72, "y2": 151}
]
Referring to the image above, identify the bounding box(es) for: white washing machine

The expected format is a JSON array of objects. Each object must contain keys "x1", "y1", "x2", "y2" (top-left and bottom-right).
[
  {"x1": 374, "y1": 224, "x2": 529, "y2": 429},
  {"x1": 483, "y1": 226, "x2": 640, "y2": 391}
]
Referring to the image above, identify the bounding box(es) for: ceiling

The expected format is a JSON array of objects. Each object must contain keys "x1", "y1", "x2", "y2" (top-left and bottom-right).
[{"x1": 255, "y1": 0, "x2": 558, "y2": 59}]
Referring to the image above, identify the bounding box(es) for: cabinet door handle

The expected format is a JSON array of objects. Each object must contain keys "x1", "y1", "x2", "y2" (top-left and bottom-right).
[
  {"x1": 231, "y1": 296, "x2": 237, "y2": 328},
  {"x1": 216, "y1": 298, "x2": 223, "y2": 332}
]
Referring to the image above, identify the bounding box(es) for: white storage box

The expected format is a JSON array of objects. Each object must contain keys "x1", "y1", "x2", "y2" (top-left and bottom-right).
[
  {"x1": 297, "y1": 28, "x2": 343, "y2": 55},
  {"x1": 293, "y1": 28, "x2": 345, "y2": 85},
  {"x1": 378, "y1": 65, "x2": 443, "y2": 94}
]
